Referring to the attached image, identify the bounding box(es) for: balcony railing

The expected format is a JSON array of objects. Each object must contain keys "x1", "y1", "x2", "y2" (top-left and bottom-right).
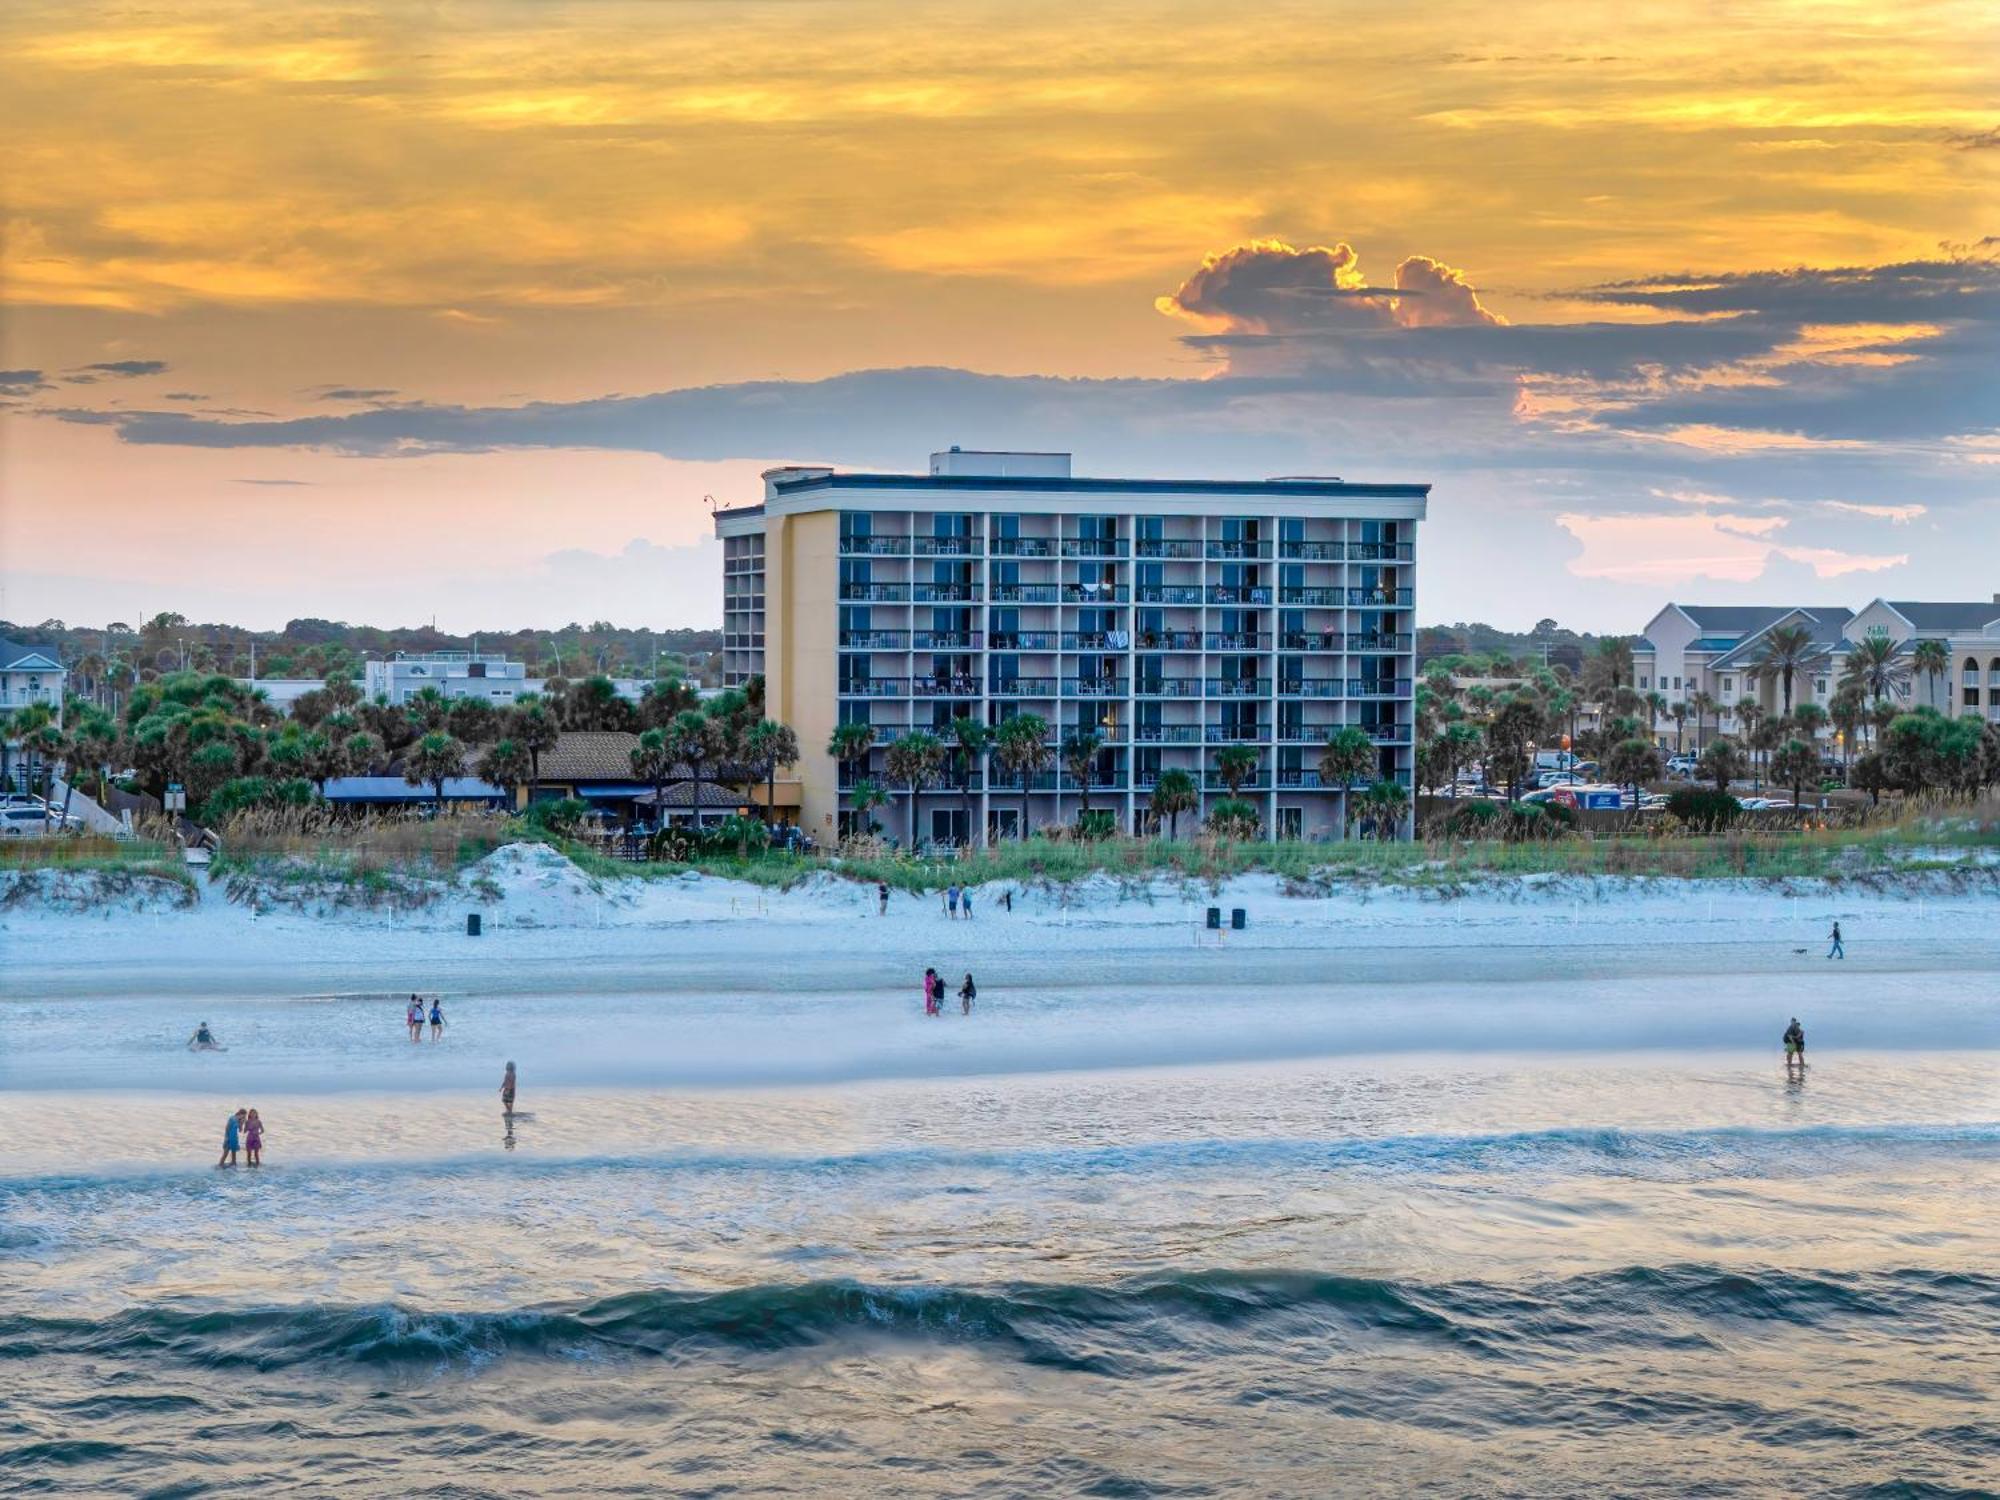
[
  {"x1": 1135, "y1": 630, "x2": 1203, "y2": 651},
  {"x1": 1280, "y1": 588, "x2": 1342, "y2": 607},
  {"x1": 1278, "y1": 541, "x2": 1343, "y2": 560},
  {"x1": 912, "y1": 631, "x2": 982, "y2": 650},
  {"x1": 1205, "y1": 679, "x2": 1271, "y2": 698},
  {"x1": 839, "y1": 583, "x2": 910, "y2": 602},
  {"x1": 839, "y1": 630, "x2": 908, "y2": 650},
  {"x1": 1278, "y1": 679, "x2": 1343, "y2": 697},
  {"x1": 1207, "y1": 586, "x2": 1273, "y2": 605},
  {"x1": 1350, "y1": 587, "x2": 1414, "y2": 607},
  {"x1": 1348, "y1": 632, "x2": 1413, "y2": 652},
  {"x1": 1352, "y1": 678, "x2": 1412, "y2": 698},
  {"x1": 989, "y1": 677, "x2": 1057, "y2": 697},
  {"x1": 912, "y1": 583, "x2": 981, "y2": 603},
  {"x1": 1061, "y1": 631, "x2": 1136, "y2": 650},
  {"x1": 912, "y1": 537, "x2": 981, "y2": 556},
  {"x1": 1348, "y1": 542, "x2": 1414, "y2": 562},
  {"x1": 839, "y1": 678, "x2": 907, "y2": 697},
  {"x1": 1205, "y1": 725, "x2": 1268, "y2": 743},
  {"x1": 912, "y1": 677, "x2": 981, "y2": 698},
  {"x1": 1134, "y1": 725, "x2": 1204, "y2": 743},
  {"x1": 1135, "y1": 539, "x2": 1201, "y2": 559},
  {"x1": 1366, "y1": 725, "x2": 1413, "y2": 744},
  {"x1": 992, "y1": 584, "x2": 1061, "y2": 603},
  {"x1": 1063, "y1": 585, "x2": 1129, "y2": 603},
  {"x1": 1276, "y1": 769, "x2": 1329, "y2": 789},
  {"x1": 1063, "y1": 677, "x2": 1127, "y2": 695},
  {"x1": 989, "y1": 631, "x2": 1058, "y2": 650},
  {"x1": 1062, "y1": 538, "x2": 1129, "y2": 558},
  {"x1": 1135, "y1": 678, "x2": 1202, "y2": 696},
  {"x1": 839, "y1": 536, "x2": 909, "y2": 556},
  {"x1": 1203, "y1": 775, "x2": 1271, "y2": 792},
  {"x1": 1135, "y1": 585, "x2": 1204, "y2": 605},
  {"x1": 1065, "y1": 725, "x2": 1129, "y2": 744},
  {"x1": 1204, "y1": 633, "x2": 1270, "y2": 651},
  {"x1": 1206, "y1": 540, "x2": 1272, "y2": 559},
  {"x1": 0, "y1": 688, "x2": 61, "y2": 710},
  {"x1": 1279, "y1": 632, "x2": 1343, "y2": 652},
  {"x1": 1277, "y1": 725, "x2": 1343, "y2": 744},
  {"x1": 988, "y1": 771, "x2": 1061, "y2": 791},
  {"x1": 990, "y1": 537, "x2": 1054, "y2": 557}
]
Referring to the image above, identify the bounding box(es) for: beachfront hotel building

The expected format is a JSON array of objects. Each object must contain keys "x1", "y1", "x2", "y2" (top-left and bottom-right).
[{"x1": 715, "y1": 448, "x2": 1429, "y2": 845}]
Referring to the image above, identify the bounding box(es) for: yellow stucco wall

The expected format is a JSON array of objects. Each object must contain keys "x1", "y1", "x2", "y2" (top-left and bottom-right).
[{"x1": 768, "y1": 510, "x2": 840, "y2": 842}]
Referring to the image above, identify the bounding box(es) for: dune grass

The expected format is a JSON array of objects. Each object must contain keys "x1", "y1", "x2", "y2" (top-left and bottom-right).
[{"x1": 0, "y1": 836, "x2": 195, "y2": 888}]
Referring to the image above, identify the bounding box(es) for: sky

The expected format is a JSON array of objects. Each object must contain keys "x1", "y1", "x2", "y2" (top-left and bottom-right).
[{"x1": 1, "y1": 0, "x2": 1995, "y2": 634}]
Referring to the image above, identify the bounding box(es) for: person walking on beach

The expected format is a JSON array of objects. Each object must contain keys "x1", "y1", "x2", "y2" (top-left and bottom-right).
[
  {"x1": 923, "y1": 967, "x2": 940, "y2": 1016},
  {"x1": 243, "y1": 1109, "x2": 265, "y2": 1167},
  {"x1": 407, "y1": 995, "x2": 424, "y2": 1042},
  {"x1": 1827, "y1": 921, "x2": 1844, "y2": 960},
  {"x1": 428, "y1": 998, "x2": 445, "y2": 1041},
  {"x1": 877, "y1": 881, "x2": 889, "y2": 916},
  {"x1": 500, "y1": 1061, "x2": 517, "y2": 1118},
  {"x1": 961, "y1": 887, "x2": 973, "y2": 920},
  {"x1": 947, "y1": 884, "x2": 960, "y2": 919},
  {"x1": 959, "y1": 973, "x2": 976, "y2": 1015},
  {"x1": 1783, "y1": 1018, "x2": 1807, "y2": 1073},
  {"x1": 218, "y1": 1108, "x2": 245, "y2": 1168}
]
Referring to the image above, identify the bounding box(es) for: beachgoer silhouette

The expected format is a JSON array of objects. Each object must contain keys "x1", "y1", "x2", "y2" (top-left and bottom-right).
[
  {"x1": 217, "y1": 1108, "x2": 245, "y2": 1168},
  {"x1": 500, "y1": 1061, "x2": 517, "y2": 1117},
  {"x1": 960, "y1": 973, "x2": 976, "y2": 1015}
]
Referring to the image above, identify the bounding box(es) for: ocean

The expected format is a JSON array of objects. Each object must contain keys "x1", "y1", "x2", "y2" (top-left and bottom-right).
[{"x1": 2, "y1": 975, "x2": 1996, "y2": 1496}]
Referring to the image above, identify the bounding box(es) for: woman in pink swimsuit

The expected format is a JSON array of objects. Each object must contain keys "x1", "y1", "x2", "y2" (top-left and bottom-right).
[{"x1": 243, "y1": 1109, "x2": 265, "y2": 1167}]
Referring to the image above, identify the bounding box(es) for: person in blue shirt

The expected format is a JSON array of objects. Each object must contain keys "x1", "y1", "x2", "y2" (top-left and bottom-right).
[{"x1": 217, "y1": 1108, "x2": 245, "y2": 1168}]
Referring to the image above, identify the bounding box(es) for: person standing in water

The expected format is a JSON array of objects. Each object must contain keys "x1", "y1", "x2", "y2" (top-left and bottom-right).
[
  {"x1": 218, "y1": 1108, "x2": 244, "y2": 1168},
  {"x1": 428, "y1": 998, "x2": 445, "y2": 1041},
  {"x1": 407, "y1": 995, "x2": 424, "y2": 1042},
  {"x1": 187, "y1": 1022, "x2": 219, "y2": 1051},
  {"x1": 1783, "y1": 1018, "x2": 1806, "y2": 1072},
  {"x1": 243, "y1": 1109, "x2": 265, "y2": 1167},
  {"x1": 959, "y1": 973, "x2": 976, "y2": 1015},
  {"x1": 1827, "y1": 921, "x2": 1844, "y2": 960},
  {"x1": 878, "y1": 881, "x2": 889, "y2": 916},
  {"x1": 500, "y1": 1061, "x2": 517, "y2": 1117}
]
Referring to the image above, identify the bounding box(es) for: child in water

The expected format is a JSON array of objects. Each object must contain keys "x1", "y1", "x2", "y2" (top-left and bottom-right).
[
  {"x1": 244, "y1": 1109, "x2": 265, "y2": 1167},
  {"x1": 959, "y1": 973, "x2": 976, "y2": 1014},
  {"x1": 429, "y1": 998, "x2": 444, "y2": 1041}
]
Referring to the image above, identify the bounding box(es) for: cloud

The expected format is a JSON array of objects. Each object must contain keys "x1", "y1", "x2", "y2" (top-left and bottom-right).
[
  {"x1": 1556, "y1": 511, "x2": 1907, "y2": 585},
  {"x1": 0, "y1": 369, "x2": 51, "y2": 396},
  {"x1": 1820, "y1": 500, "x2": 1925, "y2": 523},
  {"x1": 161, "y1": 391, "x2": 207, "y2": 401},
  {"x1": 320, "y1": 388, "x2": 398, "y2": 402},
  {"x1": 67, "y1": 359, "x2": 169, "y2": 380},
  {"x1": 232, "y1": 477, "x2": 314, "y2": 486},
  {"x1": 1155, "y1": 238, "x2": 1502, "y2": 337}
]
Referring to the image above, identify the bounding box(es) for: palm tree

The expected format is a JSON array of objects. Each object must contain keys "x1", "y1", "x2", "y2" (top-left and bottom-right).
[
  {"x1": 1668, "y1": 700, "x2": 1690, "y2": 756},
  {"x1": 342, "y1": 730, "x2": 382, "y2": 779},
  {"x1": 1792, "y1": 702, "x2": 1828, "y2": 748},
  {"x1": 1911, "y1": 638, "x2": 1950, "y2": 709},
  {"x1": 743, "y1": 719, "x2": 800, "y2": 827},
  {"x1": 827, "y1": 721, "x2": 877, "y2": 806},
  {"x1": 884, "y1": 731, "x2": 944, "y2": 847},
  {"x1": 1699, "y1": 736, "x2": 1746, "y2": 797},
  {"x1": 1643, "y1": 690, "x2": 1668, "y2": 747},
  {"x1": 668, "y1": 710, "x2": 727, "y2": 830},
  {"x1": 1734, "y1": 699, "x2": 1765, "y2": 787},
  {"x1": 1059, "y1": 729, "x2": 1104, "y2": 827},
  {"x1": 1751, "y1": 622, "x2": 1820, "y2": 716},
  {"x1": 1839, "y1": 633, "x2": 1910, "y2": 713},
  {"x1": 629, "y1": 727, "x2": 674, "y2": 820},
  {"x1": 1605, "y1": 737, "x2": 1662, "y2": 810},
  {"x1": 949, "y1": 716, "x2": 992, "y2": 846},
  {"x1": 1829, "y1": 687, "x2": 1865, "y2": 766},
  {"x1": 1688, "y1": 689, "x2": 1717, "y2": 754},
  {"x1": 1770, "y1": 737, "x2": 1819, "y2": 809},
  {"x1": 508, "y1": 696, "x2": 559, "y2": 795},
  {"x1": 1361, "y1": 778, "x2": 1409, "y2": 840},
  {"x1": 1149, "y1": 767, "x2": 1198, "y2": 838},
  {"x1": 403, "y1": 730, "x2": 466, "y2": 817},
  {"x1": 407, "y1": 686, "x2": 452, "y2": 733},
  {"x1": 847, "y1": 777, "x2": 890, "y2": 838},
  {"x1": 8, "y1": 702, "x2": 55, "y2": 804},
  {"x1": 994, "y1": 713, "x2": 1050, "y2": 839},
  {"x1": 1319, "y1": 726, "x2": 1376, "y2": 834},
  {"x1": 1215, "y1": 743, "x2": 1258, "y2": 799},
  {"x1": 1585, "y1": 636, "x2": 1634, "y2": 698},
  {"x1": 478, "y1": 737, "x2": 533, "y2": 808}
]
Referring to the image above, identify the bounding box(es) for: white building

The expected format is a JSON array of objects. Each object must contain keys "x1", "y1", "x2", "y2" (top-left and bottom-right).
[
  {"x1": 361, "y1": 652, "x2": 647, "y2": 710},
  {"x1": 0, "y1": 639, "x2": 65, "y2": 724},
  {"x1": 715, "y1": 448, "x2": 1428, "y2": 843}
]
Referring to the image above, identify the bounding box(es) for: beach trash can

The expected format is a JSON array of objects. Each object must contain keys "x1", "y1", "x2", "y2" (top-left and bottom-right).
[
  {"x1": 466, "y1": 913, "x2": 482, "y2": 936},
  {"x1": 1231, "y1": 908, "x2": 1247, "y2": 930},
  {"x1": 1206, "y1": 906, "x2": 1221, "y2": 930}
]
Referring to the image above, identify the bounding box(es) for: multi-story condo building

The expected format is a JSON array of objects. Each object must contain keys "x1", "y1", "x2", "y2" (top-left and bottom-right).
[
  {"x1": 714, "y1": 448, "x2": 1428, "y2": 844},
  {"x1": 362, "y1": 652, "x2": 648, "y2": 710},
  {"x1": 1633, "y1": 596, "x2": 2000, "y2": 740}
]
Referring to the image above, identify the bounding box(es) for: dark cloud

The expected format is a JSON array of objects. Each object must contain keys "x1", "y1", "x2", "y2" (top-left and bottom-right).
[
  {"x1": 67, "y1": 359, "x2": 169, "y2": 380},
  {"x1": 1156, "y1": 238, "x2": 1501, "y2": 335},
  {"x1": 233, "y1": 478, "x2": 314, "y2": 486},
  {"x1": 162, "y1": 391, "x2": 208, "y2": 402},
  {"x1": 0, "y1": 369, "x2": 50, "y2": 396},
  {"x1": 1947, "y1": 127, "x2": 2000, "y2": 150},
  {"x1": 320, "y1": 388, "x2": 398, "y2": 402},
  {"x1": 1572, "y1": 244, "x2": 2000, "y2": 322}
]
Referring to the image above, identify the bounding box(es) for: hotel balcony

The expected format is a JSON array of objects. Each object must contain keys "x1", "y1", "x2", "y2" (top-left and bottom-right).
[
  {"x1": 1204, "y1": 632, "x2": 1270, "y2": 651},
  {"x1": 1135, "y1": 585, "x2": 1204, "y2": 605},
  {"x1": 1134, "y1": 677, "x2": 1202, "y2": 697},
  {"x1": 1348, "y1": 541, "x2": 1415, "y2": 562},
  {"x1": 990, "y1": 537, "x2": 1055, "y2": 557},
  {"x1": 1133, "y1": 725, "x2": 1205, "y2": 743},
  {"x1": 1351, "y1": 678, "x2": 1412, "y2": 698},
  {"x1": 991, "y1": 583, "x2": 1062, "y2": 603},
  {"x1": 1278, "y1": 631, "x2": 1344, "y2": 651},
  {"x1": 1348, "y1": 631, "x2": 1413, "y2": 652},
  {"x1": 1278, "y1": 679, "x2": 1344, "y2": 698},
  {"x1": 839, "y1": 536, "x2": 910, "y2": 556},
  {"x1": 988, "y1": 677, "x2": 1058, "y2": 697},
  {"x1": 1204, "y1": 678, "x2": 1271, "y2": 698},
  {"x1": 1279, "y1": 587, "x2": 1342, "y2": 606},
  {"x1": 1062, "y1": 584, "x2": 1129, "y2": 603},
  {"x1": 1206, "y1": 540, "x2": 1273, "y2": 559},
  {"x1": 839, "y1": 583, "x2": 910, "y2": 602},
  {"x1": 989, "y1": 630, "x2": 1058, "y2": 650},
  {"x1": 1204, "y1": 724, "x2": 1268, "y2": 743},
  {"x1": 839, "y1": 678, "x2": 907, "y2": 697},
  {"x1": 1061, "y1": 538, "x2": 1130, "y2": 558},
  {"x1": 839, "y1": 629, "x2": 909, "y2": 650},
  {"x1": 1135, "y1": 629, "x2": 1203, "y2": 651},
  {"x1": 1350, "y1": 587, "x2": 1414, "y2": 606},
  {"x1": 1277, "y1": 541, "x2": 1343, "y2": 560},
  {"x1": 1207, "y1": 586, "x2": 1273, "y2": 605},
  {"x1": 912, "y1": 537, "x2": 981, "y2": 557},
  {"x1": 912, "y1": 630, "x2": 983, "y2": 650},
  {"x1": 911, "y1": 582, "x2": 982, "y2": 603},
  {"x1": 1135, "y1": 539, "x2": 1202, "y2": 559},
  {"x1": 1062, "y1": 677, "x2": 1127, "y2": 695}
]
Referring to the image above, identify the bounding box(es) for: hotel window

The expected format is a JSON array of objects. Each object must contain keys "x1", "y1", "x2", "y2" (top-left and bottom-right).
[
  {"x1": 1639, "y1": 676, "x2": 1649, "y2": 689},
  {"x1": 1721, "y1": 678, "x2": 1734, "y2": 694}
]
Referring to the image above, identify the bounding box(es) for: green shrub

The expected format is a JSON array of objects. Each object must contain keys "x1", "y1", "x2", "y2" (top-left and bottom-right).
[
  {"x1": 519, "y1": 797, "x2": 591, "y2": 835},
  {"x1": 1073, "y1": 809, "x2": 1118, "y2": 841},
  {"x1": 199, "y1": 776, "x2": 316, "y2": 823},
  {"x1": 1667, "y1": 785, "x2": 1741, "y2": 832},
  {"x1": 1203, "y1": 798, "x2": 1260, "y2": 839}
]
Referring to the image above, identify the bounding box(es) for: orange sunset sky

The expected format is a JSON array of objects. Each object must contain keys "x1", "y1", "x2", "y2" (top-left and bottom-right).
[{"x1": 2, "y1": 0, "x2": 1995, "y2": 631}]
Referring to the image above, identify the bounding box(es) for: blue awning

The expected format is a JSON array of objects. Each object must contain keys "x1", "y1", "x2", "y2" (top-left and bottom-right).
[{"x1": 572, "y1": 782, "x2": 647, "y2": 800}]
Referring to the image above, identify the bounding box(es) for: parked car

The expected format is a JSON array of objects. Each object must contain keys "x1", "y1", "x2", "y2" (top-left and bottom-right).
[
  {"x1": 0, "y1": 805, "x2": 73, "y2": 837},
  {"x1": 1534, "y1": 769, "x2": 1586, "y2": 789},
  {"x1": 1665, "y1": 754, "x2": 1700, "y2": 778}
]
